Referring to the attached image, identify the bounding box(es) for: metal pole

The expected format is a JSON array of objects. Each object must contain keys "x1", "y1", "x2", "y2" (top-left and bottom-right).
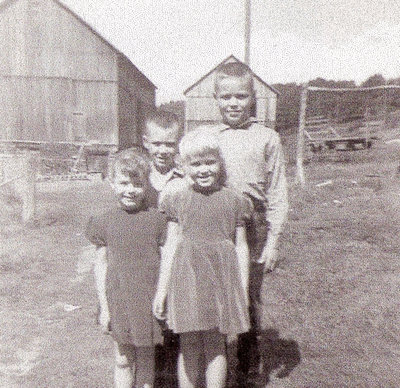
[{"x1": 244, "y1": 0, "x2": 251, "y2": 65}]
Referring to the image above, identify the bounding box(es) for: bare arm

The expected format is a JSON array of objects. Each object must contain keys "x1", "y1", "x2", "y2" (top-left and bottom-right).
[
  {"x1": 153, "y1": 221, "x2": 179, "y2": 320},
  {"x1": 93, "y1": 246, "x2": 109, "y2": 331},
  {"x1": 235, "y1": 226, "x2": 250, "y2": 301}
]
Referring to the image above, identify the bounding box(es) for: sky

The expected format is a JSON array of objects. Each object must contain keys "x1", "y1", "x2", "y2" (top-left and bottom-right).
[{"x1": 62, "y1": 0, "x2": 400, "y2": 103}]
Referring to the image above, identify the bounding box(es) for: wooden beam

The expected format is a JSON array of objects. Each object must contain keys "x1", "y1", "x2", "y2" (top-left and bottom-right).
[
  {"x1": 21, "y1": 152, "x2": 37, "y2": 224},
  {"x1": 307, "y1": 85, "x2": 400, "y2": 92},
  {"x1": 296, "y1": 84, "x2": 308, "y2": 187}
]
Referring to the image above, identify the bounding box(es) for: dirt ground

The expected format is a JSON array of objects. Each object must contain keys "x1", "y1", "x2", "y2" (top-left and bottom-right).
[{"x1": 1, "y1": 137, "x2": 400, "y2": 387}]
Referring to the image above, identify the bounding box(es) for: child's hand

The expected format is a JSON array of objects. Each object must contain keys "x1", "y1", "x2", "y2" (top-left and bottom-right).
[
  {"x1": 257, "y1": 247, "x2": 279, "y2": 273},
  {"x1": 153, "y1": 292, "x2": 167, "y2": 321},
  {"x1": 98, "y1": 308, "x2": 111, "y2": 334}
]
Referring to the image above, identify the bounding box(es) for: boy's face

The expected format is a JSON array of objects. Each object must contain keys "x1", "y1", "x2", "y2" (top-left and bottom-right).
[
  {"x1": 185, "y1": 152, "x2": 221, "y2": 190},
  {"x1": 143, "y1": 123, "x2": 179, "y2": 174},
  {"x1": 214, "y1": 76, "x2": 255, "y2": 128},
  {"x1": 111, "y1": 168, "x2": 147, "y2": 211}
]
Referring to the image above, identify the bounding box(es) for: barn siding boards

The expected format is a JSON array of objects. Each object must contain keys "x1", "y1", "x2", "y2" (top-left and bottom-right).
[
  {"x1": 118, "y1": 86, "x2": 139, "y2": 149},
  {"x1": 117, "y1": 54, "x2": 156, "y2": 105},
  {"x1": 0, "y1": 0, "x2": 26, "y2": 74},
  {"x1": 185, "y1": 97, "x2": 221, "y2": 122},
  {"x1": 0, "y1": 0, "x2": 156, "y2": 147},
  {"x1": 73, "y1": 81, "x2": 118, "y2": 144},
  {"x1": 23, "y1": 0, "x2": 118, "y2": 81},
  {"x1": 117, "y1": 54, "x2": 156, "y2": 148},
  {"x1": 184, "y1": 55, "x2": 279, "y2": 131}
]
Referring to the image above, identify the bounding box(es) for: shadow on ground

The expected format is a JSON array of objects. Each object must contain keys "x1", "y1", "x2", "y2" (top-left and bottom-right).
[
  {"x1": 227, "y1": 328, "x2": 301, "y2": 387},
  {"x1": 258, "y1": 329, "x2": 301, "y2": 384}
]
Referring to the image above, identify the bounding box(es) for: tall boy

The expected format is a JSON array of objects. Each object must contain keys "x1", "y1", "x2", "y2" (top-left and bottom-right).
[{"x1": 211, "y1": 62, "x2": 288, "y2": 378}]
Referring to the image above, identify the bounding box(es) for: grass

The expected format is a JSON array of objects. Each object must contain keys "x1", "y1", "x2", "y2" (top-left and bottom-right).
[{"x1": 1, "y1": 136, "x2": 400, "y2": 387}]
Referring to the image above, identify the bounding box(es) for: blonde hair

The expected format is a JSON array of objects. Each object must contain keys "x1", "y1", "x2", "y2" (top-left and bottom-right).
[
  {"x1": 214, "y1": 62, "x2": 254, "y2": 93},
  {"x1": 179, "y1": 128, "x2": 226, "y2": 184}
]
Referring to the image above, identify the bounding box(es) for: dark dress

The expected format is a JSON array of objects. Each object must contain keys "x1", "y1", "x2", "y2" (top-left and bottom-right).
[
  {"x1": 86, "y1": 205, "x2": 167, "y2": 346},
  {"x1": 160, "y1": 185, "x2": 251, "y2": 336}
]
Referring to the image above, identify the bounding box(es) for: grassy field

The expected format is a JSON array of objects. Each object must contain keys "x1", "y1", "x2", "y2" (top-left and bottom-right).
[{"x1": 1, "y1": 135, "x2": 400, "y2": 387}]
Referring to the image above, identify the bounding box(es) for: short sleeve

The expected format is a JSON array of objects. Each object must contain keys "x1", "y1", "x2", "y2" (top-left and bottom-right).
[
  {"x1": 158, "y1": 190, "x2": 179, "y2": 222},
  {"x1": 85, "y1": 215, "x2": 107, "y2": 247},
  {"x1": 235, "y1": 192, "x2": 254, "y2": 227}
]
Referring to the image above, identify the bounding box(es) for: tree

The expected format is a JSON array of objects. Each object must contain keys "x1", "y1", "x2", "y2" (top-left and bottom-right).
[{"x1": 361, "y1": 74, "x2": 386, "y2": 88}]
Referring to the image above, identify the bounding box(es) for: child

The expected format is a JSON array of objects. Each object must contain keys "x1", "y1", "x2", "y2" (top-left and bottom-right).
[
  {"x1": 142, "y1": 109, "x2": 183, "y2": 382},
  {"x1": 211, "y1": 61, "x2": 289, "y2": 378},
  {"x1": 143, "y1": 109, "x2": 182, "y2": 198},
  {"x1": 86, "y1": 148, "x2": 166, "y2": 388},
  {"x1": 153, "y1": 129, "x2": 251, "y2": 387}
]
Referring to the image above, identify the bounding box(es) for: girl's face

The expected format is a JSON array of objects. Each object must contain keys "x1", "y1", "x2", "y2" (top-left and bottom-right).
[
  {"x1": 185, "y1": 151, "x2": 221, "y2": 190},
  {"x1": 111, "y1": 168, "x2": 147, "y2": 211}
]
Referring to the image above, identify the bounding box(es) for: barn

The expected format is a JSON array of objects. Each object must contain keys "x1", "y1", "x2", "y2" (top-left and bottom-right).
[
  {"x1": 184, "y1": 55, "x2": 279, "y2": 132},
  {"x1": 0, "y1": 0, "x2": 156, "y2": 149}
]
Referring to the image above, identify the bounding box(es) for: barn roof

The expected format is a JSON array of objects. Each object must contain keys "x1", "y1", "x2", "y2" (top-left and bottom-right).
[
  {"x1": 0, "y1": 0, "x2": 157, "y2": 90},
  {"x1": 184, "y1": 54, "x2": 279, "y2": 96}
]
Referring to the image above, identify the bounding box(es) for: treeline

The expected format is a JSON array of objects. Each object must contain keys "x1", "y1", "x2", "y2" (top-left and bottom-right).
[
  {"x1": 160, "y1": 74, "x2": 400, "y2": 133},
  {"x1": 273, "y1": 74, "x2": 400, "y2": 131}
]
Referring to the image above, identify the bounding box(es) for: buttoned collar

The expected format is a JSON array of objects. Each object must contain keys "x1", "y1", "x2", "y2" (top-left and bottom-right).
[{"x1": 218, "y1": 117, "x2": 257, "y2": 132}]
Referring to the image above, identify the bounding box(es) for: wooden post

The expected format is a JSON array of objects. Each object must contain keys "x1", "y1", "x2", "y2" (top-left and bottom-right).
[
  {"x1": 244, "y1": 0, "x2": 251, "y2": 65},
  {"x1": 364, "y1": 107, "x2": 370, "y2": 148},
  {"x1": 21, "y1": 151, "x2": 37, "y2": 224},
  {"x1": 296, "y1": 84, "x2": 308, "y2": 187}
]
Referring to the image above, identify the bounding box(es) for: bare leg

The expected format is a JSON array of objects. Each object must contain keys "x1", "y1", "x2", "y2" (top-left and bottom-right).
[
  {"x1": 203, "y1": 330, "x2": 227, "y2": 388},
  {"x1": 178, "y1": 332, "x2": 203, "y2": 388},
  {"x1": 114, "y1": 342, "x2": 135, "y2": 388}
]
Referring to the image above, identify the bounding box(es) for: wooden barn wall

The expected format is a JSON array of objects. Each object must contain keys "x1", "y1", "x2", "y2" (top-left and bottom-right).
[
  {"x1": 117, "y1": 55, "x2": 156, "y2": 148},
  {"x1": 186, "y1": 97, "x2": 221, "y2": 122},
  {"x1": 118, "y1": 86, "x2": 139, "y2": 149},
  {"x1": 73, "y1": 81, "x2": 118, "y2": 144},
  {"x1": 0, "y1": 77, "x2": 118, "y2": 143},
  {"x1": 0, "y1": 0, "x2": 27, "y2": 75},
  {"x1": 117, "y1": 55, "x2": 155, "y2": 106},
  {"x1": 0, "y1": 0, "x2": 123, "y2": 143},
  {"x1": 0, "y1": 0, "x2": 118, "y2": 80},
  {"x1": 26, "y1": 0, "x2": 117, "y2": 80}
]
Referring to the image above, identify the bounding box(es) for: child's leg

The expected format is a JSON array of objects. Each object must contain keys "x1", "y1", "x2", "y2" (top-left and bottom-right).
[
  {"x1": 178, "y1": 332, "x2": 203, "y2": 388},
  {"x1": 114, "y1": 342, "x2": 135, "y2": 388},
  {"x1": 135, "y1": 346, "x2": 155, "y2": 388},
  {"x1": 202, "y1": 330, "x2": 227, "y2": 388}
]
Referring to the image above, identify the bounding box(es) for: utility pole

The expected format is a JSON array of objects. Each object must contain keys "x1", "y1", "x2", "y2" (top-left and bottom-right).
[{"x1": 244, "y1": 0, "x2": 251, "y2": 65}]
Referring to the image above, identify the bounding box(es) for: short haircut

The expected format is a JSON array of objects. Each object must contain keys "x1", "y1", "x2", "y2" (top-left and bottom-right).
[
  {"x1": 108, "y1": 147, "x2": 150, "y2": 182},
  {"x1": 145, "y1": 109, "x2": 180, "y2": 134},
  {"x1": 214, "y1": 62, "x2": 254, "y2": 92},
  {"x1": 179, "y1": 128, "x2": 226, "y2": 184}
]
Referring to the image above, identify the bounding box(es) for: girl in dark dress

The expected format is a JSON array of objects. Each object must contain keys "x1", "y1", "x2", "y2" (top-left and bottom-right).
[
  {"x1": 153, "y1": 129, "x2": 251, "y2": 388},
  {"x1": 86, "y1": 149, "x2": 166, "y2": 388}
]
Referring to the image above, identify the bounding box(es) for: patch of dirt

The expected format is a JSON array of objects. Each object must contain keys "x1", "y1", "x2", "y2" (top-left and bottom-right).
[{"x1": 2, "y1": 144, "x2": 400, "y2": 387}]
